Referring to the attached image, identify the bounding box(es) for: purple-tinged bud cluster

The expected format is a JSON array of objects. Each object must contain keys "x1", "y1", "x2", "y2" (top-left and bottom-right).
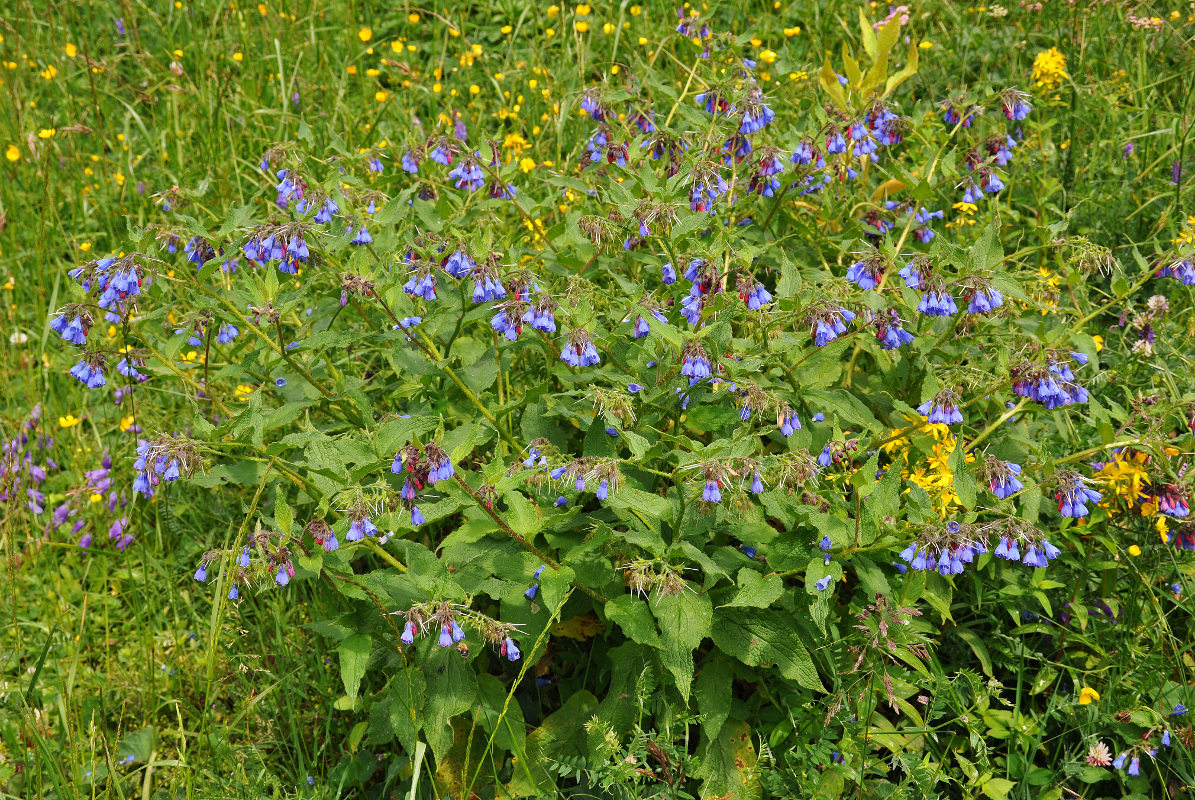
[
  {"x1": 917, "y1": 391, "x2": 964, "y2": 425},
  {"x1": 561, "y1": 330, "x2": 601, "y2": 367}
]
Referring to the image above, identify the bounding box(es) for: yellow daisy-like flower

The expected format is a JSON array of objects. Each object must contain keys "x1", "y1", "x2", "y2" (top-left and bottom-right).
[
  {"x1": 1094, "y1": 451, "x2": 1150, "y2": 514},
  {"x1": 759, "y1": 49, "x2": 777, "y2": 64},
  {"x1": 1078, "y1": 687, "x2": 1100, "y2": 705},
  {"x1": 357, "y1": 27, "x2": 372, "y2": 42},
  {"x1": 58, "y1": 414, "x2": 83, "y2": 428},
  {"x1": 65, "y1": 43, "x2": 78, "y2": 58},
  {"x1": 5, "y1": 144, "x2": 19, "y2": 161},
  {"x1": 1127, "y1": 545, "x2": 1142, "y2": 557}
]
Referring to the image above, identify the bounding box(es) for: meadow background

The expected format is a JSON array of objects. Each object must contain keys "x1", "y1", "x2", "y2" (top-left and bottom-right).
[{"x1": 2, "y1": 0, "x2": 1195, "y2": 798}]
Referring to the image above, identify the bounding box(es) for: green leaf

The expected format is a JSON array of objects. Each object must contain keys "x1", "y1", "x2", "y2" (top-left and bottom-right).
[
  {"x1": 711, "y1": 608, "x2": 825, "y2": 692},
  {"x1": 605, "y1": 595, "x2": 662, "y2": 647},
  {"x1": 981, "y1": 777, "x2": 1016, "y2": 800},
  {"x1": 720, "y1": 569, "x2": 783, "y2": 609},
  {"x1": 387, "y1": 668, "x2": 426, "y2": 753},
  {"x1": 948, "y1": 440, "x2": 976, "y2": 510},
  {"x1": 338, "y1": 633, "x2": 371, "y2": 702},
  {"x1": 694, "y1": 658, "x2": 733, "y2": 739},
  {"x1": 538, "y1": 565, "x2": 575, "y2": 612},
  {"x1": 423, "y1": 648, "x2": 477, "y2": 762},
  {"x1": 650, "y1": 591, "x2": 713, "y2": 702},
  {"x1": 694, "y1": 720, "x2": 761, "y2": 800}
]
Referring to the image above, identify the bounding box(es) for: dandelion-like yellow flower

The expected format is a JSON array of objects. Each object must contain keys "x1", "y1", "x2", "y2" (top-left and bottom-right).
[
  {"x1": 1078, "y1": 687, "x2": 1100, "y2": 705},
  {"x1": 1031, "y1": 47, "x2": 1067, "y2": 91},
  {"x1": 1094, "y1": 451, "x2": 1150, "y2": 513}
]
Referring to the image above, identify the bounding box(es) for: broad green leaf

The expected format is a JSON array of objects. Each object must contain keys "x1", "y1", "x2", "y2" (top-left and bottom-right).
[
  {"x1": 650, "y1": 591, "x2": 713, "y2": 702},
  {"x1": 720, "y1": 568, "x2": 783, "y2": 609},
  {"x1": 711, "y1": 608, "x2": 825, "y2": 692},
  {"x1": 338, "y1": 633, "x2": 371, "y2": 702}
]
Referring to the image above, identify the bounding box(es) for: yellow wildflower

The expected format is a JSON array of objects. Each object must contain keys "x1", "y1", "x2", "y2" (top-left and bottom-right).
[
  {"x1": 5, "y1": 144, "x2": 19, "y2": 161},
  {"x1": 1078, "y1": 687, "x2": 1100, "y2": 705},
  {"x1": 58, "y1": 414, "x2": 83, "y2": 428},
  {"x1": 1031, "y1": 47, "x2": 1067, "y2": 90},
  {"x1": 234, "y1": 384, "x2": 253, "y2": 400},
  {"x1": 65, "y1": 43, "x2": 78, "y2": 58},
  {"x1": 358, "y1": 27, "x2": 372, "y2": 42}
]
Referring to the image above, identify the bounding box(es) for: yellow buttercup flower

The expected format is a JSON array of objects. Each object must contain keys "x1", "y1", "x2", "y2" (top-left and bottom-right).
[
  {"x1": 1127, "y1": 545, "x2": 1142, "y2": 557},
  {"x1": 65, "y1": 43, "x2": 78, "y2": 58},
  {"x1": 58, "y1": 414, "x2": 83, "y2": 428},
  {"x1": 358, "y1": 27, "x2": 372, "y2": 42},
  {"x1": 1078, "y1": 687, "x2": 1100, "y2": 705},
  {"x1": 519, "y1": 157, "x2": 536, "y2": 172},
  {"x1": 120, "y1": 415, "x2": 136, "y2": 432},
  {"x1": 234, "y1": 384, "x2": 253, "y2": 400},
  {"x1": 38, "y1": 128, "x2": 56, "y2": 139},
  {"x1": 5, "y1": 144, "x2": 19, "y2": 161}
]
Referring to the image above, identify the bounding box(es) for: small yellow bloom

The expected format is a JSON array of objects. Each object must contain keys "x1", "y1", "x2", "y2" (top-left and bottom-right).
[
  {"x1": 630, "y1": 5, "x2": 641, "y2": 14},
  {"x1": 576, "y1": 3, "x2": 591, "y2": 15},
  {"x1": 90, "y1": 493, "x2": 103, "y2": 504},
  {"x1": 546, "y1": 27, "x2": 555, "y2": 36},
  {"x1": 575, "y1": 20, "x2": 589, "y2": 32},
  {"x1": 346, "y1": 64, "x2": 358, "y2": 75},
  {"x1": 233, "y1": 51, "x2": 243, "y2": 61},
  {"x1": 257, "y1": 2, "x2": 267, "y2": 14},
  {"x1": 1078, "y1": 687, "x2": 1100, "y2": 705},
  {"x1": 80, "y1": 242, "x2": 91, "y2": 252},
  {"x1": 501, "y1": 25, "x2": 512, "y2": 34},
  {"x1": 40, "y1": 65, "x2": 58, "y2": 80},
  {"x1": 759, "y1": 49, "x2": 777, "y2": 64},
  {"x1": 408, "y1": 12, "x2": 420, "y2": 23},
  {"x1": 58, "y1": 414, "x2": 83, "y2": 428},
  {"x1": 173, "y1": 49, "x2": 184, "y2": 59},
  {"x1": 919, "y1": 40, "x2": 933, "y2": 49},
  {"x1": 603, "y1": 22, "x2": 615, "y2": 34},
  {"x1": 65, "y1": 43, "x2": 78, "y2": 58},
  {"x1": 180, "y1": 350, "x2": 199, "y2": 363},
  {"x1": 1128, "y1": 544, "x2": 1142, "y2": 557},
  {"x1": 432, "y1": 82, "x2": 442, "y2": 93},
  {"x1": 234, "y1": 384, "x2": 254, "y2": 400},
  {"x1": 358, "y1": 27, "x2": 372, "y2": 42},
  {"x1": 375, "y1": 90, "x2": 388, "y2": 102},
  {"x1": 1092, "y1": 335, "x2": 1104, "y2": 352},
  {"x1": 547, "y1": 4, "x2": 560, "y2": 16},
  {"x1": 120, "y1": 415, "x2": 136, "y2": 432},
  {"x1": 469, "y1": 84, "x2": 480, "y2": 95},
  {"x1": 638, "y1": 36, "x2": 647, "y2": 44},
  {"x1": 519, "y1": 157, "x2": 536, "y2": 172},
  {"x1": 365, "y1": 67, "x2": 380, "y2": 76},
  {"x1": 5, "y1": 144, "x2": 18, "y2": 161},
  {"x1": 783, "y1": 26, "x2": 801, "y2": 36}
]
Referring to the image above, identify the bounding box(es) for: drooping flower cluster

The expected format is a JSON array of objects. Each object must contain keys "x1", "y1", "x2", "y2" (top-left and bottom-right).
[{"x1": 399, "y1": 602, "x2": 522, "y2": 661}]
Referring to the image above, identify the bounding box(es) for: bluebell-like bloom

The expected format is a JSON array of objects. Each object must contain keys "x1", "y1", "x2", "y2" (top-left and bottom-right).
[
  {"x1": 554, "y1": 496, "x2": 568, "y2": 507},
  {"x1": 51, "y1": 313, "x2": 89, "y2": 345},
  {"x1": 216, "y1": 323, "x2": 240, "y2": 344},
  {"x1": 194, "y1": 563, "x2": 207, "y2": 582},
  {"x1": 662, "y1": 263, "x2": 677, "y2": 284},
  {"x1": 1056, "y1": 473, "x2": 1102, "y2": 518},
  {"x1": 967, "y1": 286, "x2": 1004, "y2": 314},
  {"x1": 751, "y1": 473, "x2": 764, "y2": 494},
  {"x1": 989, "y1": 461, "x2": 1024, "y2": 499},
  {"x1": 401, "y1": 621, "x2": 415, "y2": 644},
  {"x1": 502, "y1": 637, "x2": 521, "y2": 661},
  {"x1": 346, "y1": 515, "x2": 378, "y2": 541},
  {"x1": 818, "y1": 446, "x2": 832, "y2": 467},
  {"x1": 1127, "y1": 757, "x2": 1140, "y2": 776},
  {"x1": 597, "y1": 480, "x2": 609, "y2": 500},
  {"x1": 438, "y1": 624, "x2": 453, "y2": 647},
  {"x1": 404, "y1": 271, "x2": 437, "y2": 301},
  {"x1": 918, "y1": 290, "x2": 958, "y2": 316},
  {"x1": 702, "y1": 480, "x2": 722, "y2": 503},
  {"x1": 743, "y1": 282, "x2": 772, "y2": 309},
  {"x1": 560, "y1": 332, "x2": 601, "y2": 367},
  {"x1": 350, "y1": 225, "x2": 373, "y2": 245},
  {"x1": 846, "y1": 260, "x2": 883, "y2": 290},
  {"x1": 628, "y1": 383, "x2": 643, "y2": 393},
  {"x1": 444, "y1": 249, "x2": 475, "y2": 278},
  {"x1": 238, "y1": 547, "x2": 251, "y2": 568},
  {"x1": 411, "y1": 506, "x2": 426, "y2": 526},
  {"x1": 815, "y1": 575, "x2": 832, "y2": 591},
  {"x1": 680, "y1": 346, "x2": 712, "y2": 381},
  {"x1": 917, "y1": 393, "x2": 964, "y2": 425},
  {"x1": 777, "y1": 409, "x2": 800, "y2": 436}
]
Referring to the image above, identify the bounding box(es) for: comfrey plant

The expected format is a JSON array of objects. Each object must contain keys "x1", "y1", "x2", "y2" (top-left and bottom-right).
[{"x1": 42, "y1": 12, "x2": 1194, "y2": 798}]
